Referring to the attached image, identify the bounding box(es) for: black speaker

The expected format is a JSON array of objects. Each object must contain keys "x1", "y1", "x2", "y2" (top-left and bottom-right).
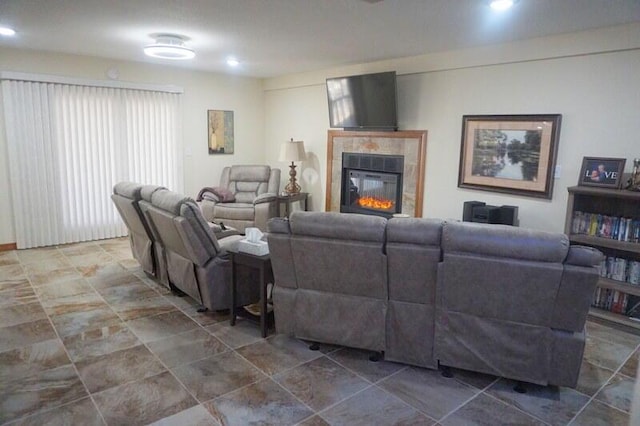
[
  {"x1": 463, "y1": 201, "x2": 485, "y2": 222},
  {"x1": 498, "y1": 205, "x2": 519, "y2": 226},
  {"x1": 473, "y1": 206, "x2": 502, "y2": 224}
]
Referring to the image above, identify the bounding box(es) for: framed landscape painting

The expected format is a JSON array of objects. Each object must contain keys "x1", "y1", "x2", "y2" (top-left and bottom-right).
[
  {"x1": 208, "y1": 110, "x2": 234, "y2": 154},
  {"x1": 458, "y1": 114, "x2": 562, "y2": 199}
]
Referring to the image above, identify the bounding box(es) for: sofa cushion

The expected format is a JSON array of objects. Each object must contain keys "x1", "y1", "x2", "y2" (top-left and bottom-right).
[
  {"x1": 151, "y1": 189, "x2": 191, "y2": 216},
  {"x1": 113, "y1": 182, "x2": 142, "y2": 200},
  {"x1": 290, "y1": 211, "x2": 386, "y2": 242},
  {"x1": 229, "y1": 165, "x2": 271, "y2": 182},
  {"x1": 442, "y1": 221, "x2": 569, "y2": 262},
  {"x1": 214, "y1": 203, "x2": 256, "y2": 221}
]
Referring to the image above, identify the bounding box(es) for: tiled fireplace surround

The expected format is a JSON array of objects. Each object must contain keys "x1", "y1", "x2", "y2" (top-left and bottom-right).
[{"x1": 326, "y1": 130, "x2": 427, "y2": 217}]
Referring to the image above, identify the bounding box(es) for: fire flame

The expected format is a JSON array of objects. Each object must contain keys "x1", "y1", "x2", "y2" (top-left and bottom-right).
[{"x1": 357, "y1": 196, "x2": 394, "y2": 210}]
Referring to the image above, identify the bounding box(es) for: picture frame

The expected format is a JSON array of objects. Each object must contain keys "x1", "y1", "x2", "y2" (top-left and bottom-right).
[
  {"x1": 207, "y1": 110, "x2": 234, "y2": 154},
  {"x1": 578, "y1": 157, "x2": 626, "y2": 188},
  {"x1": 458, "y1": 114, "x2": 562, "y2": 199}
]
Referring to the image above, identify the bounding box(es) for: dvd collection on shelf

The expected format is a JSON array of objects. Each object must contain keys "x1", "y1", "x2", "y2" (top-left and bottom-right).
[
  {"x1": 592, "y1": 288, "x2": 636, "y2": 315},
  {"x1": 571, "y1": 211, "x2": 640, "y2": 242},
  {"x1": 600, "y1": 256, "x2": 640, "y2": 284}
]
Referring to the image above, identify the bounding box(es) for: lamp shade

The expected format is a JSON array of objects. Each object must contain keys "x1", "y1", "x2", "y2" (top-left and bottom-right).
[{"x1": 279, "y1": 139, "x2": 306, "y2": 162}]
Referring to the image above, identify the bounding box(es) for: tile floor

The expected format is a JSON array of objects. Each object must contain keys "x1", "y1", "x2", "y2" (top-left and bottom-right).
[{"x1": 0, "y1": 238, "x2": 638, "y2": 425}]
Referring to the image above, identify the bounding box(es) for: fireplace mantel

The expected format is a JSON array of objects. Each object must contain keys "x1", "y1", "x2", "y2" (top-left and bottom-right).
[{"x1": 325, "y1": 130, "x2": 427, "y2": 217}]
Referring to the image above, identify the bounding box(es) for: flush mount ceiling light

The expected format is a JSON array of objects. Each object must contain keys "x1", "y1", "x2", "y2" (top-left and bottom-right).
[
  {"x1": 490, "y1": 0, "x2": 516, "y2": 11},
  {"x1": 0, "y1": 26, "x2": 16, "y2": 36},
  {"x1": 226, "y1": 57, "x2": 240, "y2": 67},
  {"x1": 144, "y1": 34, "x2": 195, "y2": 60}
]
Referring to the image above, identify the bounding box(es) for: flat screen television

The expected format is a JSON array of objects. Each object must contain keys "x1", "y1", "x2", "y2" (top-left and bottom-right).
[{"x1": 326, "y1": 71, "x2": 398, "y2": 131}]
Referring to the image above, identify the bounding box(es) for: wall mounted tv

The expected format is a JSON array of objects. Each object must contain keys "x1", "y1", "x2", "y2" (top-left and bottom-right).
[{"x1": 326, "y1": 71, "x2": 398, "y2": 131}]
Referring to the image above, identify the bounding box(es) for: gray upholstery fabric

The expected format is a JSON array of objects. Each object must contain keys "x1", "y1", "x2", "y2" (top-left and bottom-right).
[
  {"x1": 436, "y1": 220, "x2": 598, "y2": 387},
  {"x1": 290, "y1": 211, "x2": 386, "y2": 242},
  {"x1": 435, "y1": 310, "x2": 552, "y2": 385},
  {"x1": 296, "y1": 289, "x2": 386, "y2": 351},
  {"x1": 114, "y1": 181, "x2": 142, "y2": 200},
  {"x1": 200, "y1": 165, "x2": 281, "y2": 233},
  {"x1": 443, "y1": 221, "x2": 569, "y2": 262},
  {"x1": 384, "y1": 218, "x2": 443, "y2": 368},
  {"x1": 268, "y1": 211, "x2": 387, "y2": 352},
  {"x1": 266, "y1": 219, "x2": 296, "y2": 289},
  {"x1": 111, "y1": 182, "x2": 164, "y2": 281},
  {"x1": 142, "y1": 187, "x2": 258, "y2": 311},
  {"x1": 137, "y1": 185, "x2": 169, "y2": 287},
  {"x1": 565, "y1": 245, "x2": 604, "y2": 266},
  {"x1": 549, "y1": 328, "x2": 586, "y2": 388},
  {"x1": 268, "y1": 211, "x2": 601, "y2": 388}
]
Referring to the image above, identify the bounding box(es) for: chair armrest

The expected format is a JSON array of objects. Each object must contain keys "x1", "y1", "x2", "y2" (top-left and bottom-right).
[
  {"x1": 200, "y1": 192, "x2": 221, "y2": 203},
  {"x1": 253, "y1": 193, "x2": 277, "y2": 205},
  {"x1": 565, "y1": 245, "x2": 603, "y2": 267}
]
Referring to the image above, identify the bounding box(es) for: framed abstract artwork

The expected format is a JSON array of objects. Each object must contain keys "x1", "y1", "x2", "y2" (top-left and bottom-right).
[{"x1": 208, "y1": 110, "x2": 234, "y2": 154}]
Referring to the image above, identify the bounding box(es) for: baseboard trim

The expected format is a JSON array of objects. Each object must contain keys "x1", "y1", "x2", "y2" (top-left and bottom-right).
[{"x1": 0, "y1": 242, "x2": 17, "y2": 252}]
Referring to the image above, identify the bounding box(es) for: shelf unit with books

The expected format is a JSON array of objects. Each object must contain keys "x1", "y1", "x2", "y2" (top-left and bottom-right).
[{"x1": 565, "y1": 185, "x2": 640, "y2": 331}]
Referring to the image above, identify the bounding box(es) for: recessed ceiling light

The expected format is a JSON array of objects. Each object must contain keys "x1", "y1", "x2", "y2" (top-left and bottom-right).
[
  {"x1": 226, "y1": 57, "x2": 240, "y2": 67},
  {"x1": 0, "y1": 27, "x2": 16, "y2": 36},
  {"x1": 490, "y1": 0, "x2": 515, "y2": 11},
  {"x1": 144, "y1": 34, "x2": 195, "y2": 60}
]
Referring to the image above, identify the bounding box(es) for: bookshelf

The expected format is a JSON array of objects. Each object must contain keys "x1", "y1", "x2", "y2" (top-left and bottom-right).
[{"x1": 565, "y1": 186, "x2": 640, "y2": 330}]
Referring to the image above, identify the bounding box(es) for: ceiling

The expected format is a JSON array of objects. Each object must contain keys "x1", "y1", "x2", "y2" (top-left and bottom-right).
[{"x1": 1, "y1": 0, "x2": 640, "y2": 78}]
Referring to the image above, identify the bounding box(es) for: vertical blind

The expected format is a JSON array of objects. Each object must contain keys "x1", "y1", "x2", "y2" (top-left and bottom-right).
[{"x1": 2, "y1": 80, "x2": 182, "y2": 249}]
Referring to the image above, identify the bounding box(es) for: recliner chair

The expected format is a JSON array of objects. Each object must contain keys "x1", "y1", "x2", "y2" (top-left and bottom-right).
[
  {"x1": 141, "y1": 188, "x2": 258, "y2": 311},
  {"x1": 199, "y1": 165, "x2": 281, "y2": 233},
  {"x1": 111, "y1": 182, "x2": 167, "y2": 283}
]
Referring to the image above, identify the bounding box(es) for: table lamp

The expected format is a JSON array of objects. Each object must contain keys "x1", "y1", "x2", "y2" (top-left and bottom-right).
[{"x1": 279, "y1": 138, "x2": 306, "y2": 194}]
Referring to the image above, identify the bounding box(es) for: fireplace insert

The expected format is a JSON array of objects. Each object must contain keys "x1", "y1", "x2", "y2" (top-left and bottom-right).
[{"x1": 340, "y1": 152, "x2": 403, "y2": 218}]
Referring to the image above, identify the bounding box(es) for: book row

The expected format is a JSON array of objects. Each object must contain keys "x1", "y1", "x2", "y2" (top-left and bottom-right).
[
  {"x1": 600, "y1": 256, "x2": 640, "y2": 284},
  {"x1": 592, "y1": 288, "x2": 631, "y2": 315},
  {"x1": 571, "y1": 211, "x2": 640, "y2": 242}
]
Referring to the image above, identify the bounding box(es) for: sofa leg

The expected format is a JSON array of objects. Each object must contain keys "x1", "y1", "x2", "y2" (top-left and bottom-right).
[
  {"x1": 169, "y1": 284, "x2": 186, "y2": 297},
  {"x1": 441, "y1": 366, "x2": 454, "y2": 378},
  {"x1": 369, "y1": 352, "x2": 382, "y2": 362},
  {"x1": 197, "y1": 306, "x2": 208, "y2": 313},
  {"x1": 309, "y1": 343, "x2": 320, "y2": 351},
  {"x1": 513, "y1": 381, "x2": 527, "y2": 394}
]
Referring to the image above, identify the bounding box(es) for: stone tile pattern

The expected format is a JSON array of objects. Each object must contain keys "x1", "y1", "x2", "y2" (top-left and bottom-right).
[
  {"x1": 328, "y1": 134, "x2": 424, "y2": 216},
  {"x1": 0, "y1": 238, "x2": 638, "y2": 425}
]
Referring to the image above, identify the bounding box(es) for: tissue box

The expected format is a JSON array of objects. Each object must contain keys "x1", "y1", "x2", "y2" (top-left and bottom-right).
[{"x1": 237, "y1": 239, "x2": 269, "y2": 256}]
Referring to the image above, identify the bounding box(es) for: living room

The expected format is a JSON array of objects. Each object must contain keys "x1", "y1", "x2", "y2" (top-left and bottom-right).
[{"x1": 1, "y1": 1, "x2": 640, "y2": 425}]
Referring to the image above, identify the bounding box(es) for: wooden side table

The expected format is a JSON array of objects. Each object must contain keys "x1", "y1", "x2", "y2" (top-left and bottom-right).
[
  {"x1": 229, "y1": 250, "x2": 273, "y2": 338},
  {"x1": 277, "y1": 192, "x2": 308, "y2": 218}
]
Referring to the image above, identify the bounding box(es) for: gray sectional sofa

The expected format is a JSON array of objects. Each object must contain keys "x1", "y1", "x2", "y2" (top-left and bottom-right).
[
  {"x1": 267, "y1": 211, "x2": 603, "y2": 388},
  {"x1": 112, "y1": 182, "x2": 258, "y2": 311}
]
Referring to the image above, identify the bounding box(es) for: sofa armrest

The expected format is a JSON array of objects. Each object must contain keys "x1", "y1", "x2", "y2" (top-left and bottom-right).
[
  {"x1": 254, "y1": 192, "x2": 277, "y2": 205},
  {"x1": 267, "y1": 217, "x2": 291, "y2": 234},
  {"x1": 565, "y1": 245, "x2": 604, "y2": 267},
  {"x1": 201, "y1": 192, "x2": 221, "y2": 203}
]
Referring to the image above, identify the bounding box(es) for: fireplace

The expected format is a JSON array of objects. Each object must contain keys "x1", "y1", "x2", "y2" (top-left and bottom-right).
[{"x1": 340, "y1": 152, "x2": 403, "y2": 218}]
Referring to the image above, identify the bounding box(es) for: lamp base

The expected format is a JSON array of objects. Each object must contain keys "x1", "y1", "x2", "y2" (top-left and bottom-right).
[{"x1": 284, "y1": 162, "x2": 301, "y2": 194}]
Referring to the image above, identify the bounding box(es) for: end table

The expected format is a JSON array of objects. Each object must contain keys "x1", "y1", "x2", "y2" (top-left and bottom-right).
[
  {"x1": 277, "y1": 192, "x2": 308, "y2": 218},
  {"x1": 229, "y1": 250, "x2": 273, "y2": 338}
]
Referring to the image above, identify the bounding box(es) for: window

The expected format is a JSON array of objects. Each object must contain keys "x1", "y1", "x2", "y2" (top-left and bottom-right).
[{"x1": 2, "y1": 77, "x2": 182, "y2": 248}]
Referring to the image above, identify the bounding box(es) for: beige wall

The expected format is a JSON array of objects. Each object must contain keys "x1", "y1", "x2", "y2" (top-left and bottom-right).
[
  {"x1": 0, "y1": 48, "x2": 265, "y2": 245},
  {"x1": 2, "y1": 23, "x2": 639, "y2": 244},
  {"x1": 263, "y1": 23, "x2": 640, "y2": 232}
]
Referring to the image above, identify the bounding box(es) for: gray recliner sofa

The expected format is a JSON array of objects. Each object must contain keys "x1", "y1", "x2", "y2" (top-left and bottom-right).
[
  {"x1": 267, "y1": 211, "x2": 603, "y2": 388},
  {"x1": 111, "y1": 182, "x2": 167, "y2": 284},
  {"x1": 140, "y1": 188, "x2": 258, "y2": 311},
  {"x1": 199, "y1": 165, "x2": 281, "y2": 233}
]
